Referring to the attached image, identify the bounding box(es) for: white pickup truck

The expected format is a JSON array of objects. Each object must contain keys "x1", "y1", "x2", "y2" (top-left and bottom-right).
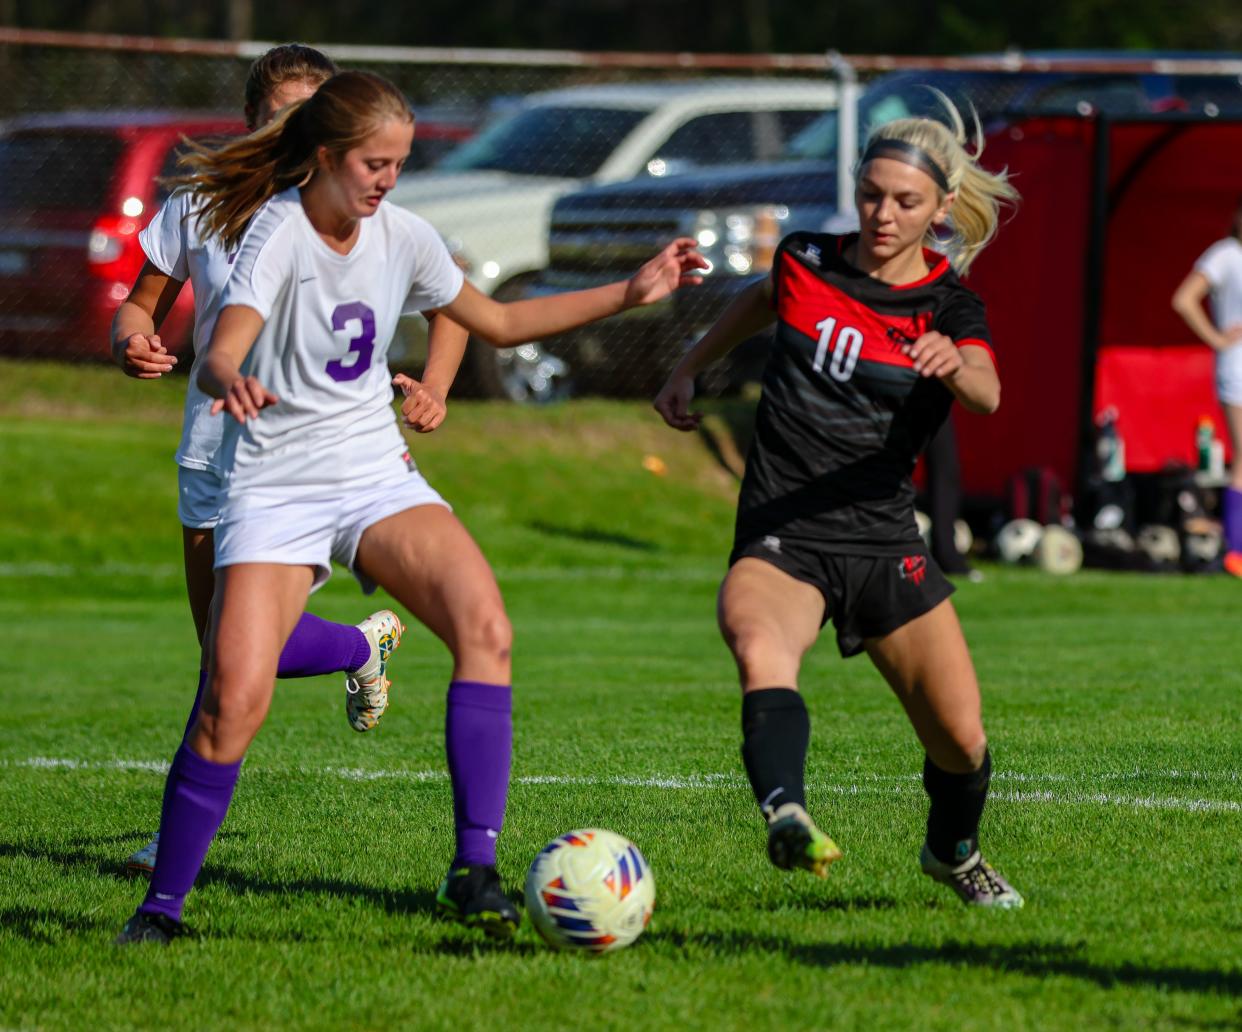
[{"x1": 387, "y1": 78, "x2": 837, "y2": 399}]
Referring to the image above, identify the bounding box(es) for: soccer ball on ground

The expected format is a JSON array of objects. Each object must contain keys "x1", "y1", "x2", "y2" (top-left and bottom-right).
[{"x1": 524, "y1": 828, "x2": 655, "y2": 953}]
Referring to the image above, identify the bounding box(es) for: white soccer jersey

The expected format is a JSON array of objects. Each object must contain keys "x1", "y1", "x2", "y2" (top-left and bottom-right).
[
  {"x1": 1197, "y1": 237, "x2": 1242, "y2": 331},
  {"x1": 1195, "y1": 237, "x2": 1242, "y2": 403},
  {"x1": 216, "y1": 187, "x2": 464, "y2": 491},
  {"x1": 139, "y1": 189, "x2": 240, "y2": 473}
]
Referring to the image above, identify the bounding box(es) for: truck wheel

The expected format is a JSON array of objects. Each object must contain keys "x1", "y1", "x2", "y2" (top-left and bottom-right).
[{"x1": 465, "y1": 277, "x2": 571, "y2": 403}]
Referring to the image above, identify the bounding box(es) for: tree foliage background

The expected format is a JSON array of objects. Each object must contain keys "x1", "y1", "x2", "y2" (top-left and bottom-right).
[{"x1": 4, "y1": 0, "x2": 1242, "y2": 52}]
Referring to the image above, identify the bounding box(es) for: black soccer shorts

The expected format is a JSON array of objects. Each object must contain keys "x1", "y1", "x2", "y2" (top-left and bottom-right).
[{"x1": 729, "y1": 536, "x2": 955, "y2": 658}]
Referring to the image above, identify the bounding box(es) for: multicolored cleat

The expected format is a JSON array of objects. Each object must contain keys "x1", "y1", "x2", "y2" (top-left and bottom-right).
[
  {"x1": 920, "y1": 842, "x2": 1024, "y2": 908},
  {"x1": 346, "y1": 610, "x2": 405, "y2": 732},
  {"x1": 115, "y1": 909, "x2": 194, "y2": 945},
  {"x1": 124, "y1": 832, "x2": 159, "y2": 878},
  {"x1": 766, "y1": 802, "x2": 843, "y2": 878},
  {"x1": 436, "y1": 864, "x2": 520, "y2": 940}
]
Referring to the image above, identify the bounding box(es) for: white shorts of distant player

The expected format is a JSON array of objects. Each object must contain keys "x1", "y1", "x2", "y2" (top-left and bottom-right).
[
  {"x1": 212, "y1": 459, "x2": 449, "y2": 594},
  {"x1": 178, "y1": 466, "x2": 227, "y2": 530},
  {"x1": 1217, "y1": 346, "x2": 1242, "y2": 406}
]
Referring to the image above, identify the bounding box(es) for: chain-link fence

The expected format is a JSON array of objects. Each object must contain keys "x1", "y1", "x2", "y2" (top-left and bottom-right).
[
  {"x1": 2, "y1": 30, "x2": 1242, "y2": 415},
  {"x1": 0, "y1": 30, "x2": 832, "y2": 381}
]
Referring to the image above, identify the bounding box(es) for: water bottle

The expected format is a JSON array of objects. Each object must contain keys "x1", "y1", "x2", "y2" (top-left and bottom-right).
[
  {"x1": 1096, "y1": 407, "x2": 1125, "y2": 483},
  {"x1": 1197, "y1": 417, "x2": 1215, "y2": 472}
]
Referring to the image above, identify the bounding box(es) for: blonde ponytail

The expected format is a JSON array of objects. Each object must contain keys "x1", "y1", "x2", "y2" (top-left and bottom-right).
[
  {"x1": 169, "y1": 102, "x2": 315, "y2": 252},
  {"x1": 859, "y1": 91, "x2": 1018, "y2": 274},
  {"x1": 167, "y1": 71, "x2": 414, "y2": 253}
]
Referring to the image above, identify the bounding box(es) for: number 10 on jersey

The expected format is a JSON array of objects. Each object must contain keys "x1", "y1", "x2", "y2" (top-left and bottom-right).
[{"x1": 812, "y1": 316, "x2": 863, "y2": 383}]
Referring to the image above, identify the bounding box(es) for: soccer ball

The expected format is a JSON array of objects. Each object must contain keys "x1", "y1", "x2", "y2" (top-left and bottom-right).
[
  {"x1": 1033, "y1": 524, "x2": 1083, "y2": 575},
  {"x1": 524, "y1": 829, "x2": 655, "y2": 953},
  {"x1": 994, "y1": 518, "x2": 1043, "y2": 563},
  {"x1": 915, "y1": 512, "x2": 974, "y2": 557}
]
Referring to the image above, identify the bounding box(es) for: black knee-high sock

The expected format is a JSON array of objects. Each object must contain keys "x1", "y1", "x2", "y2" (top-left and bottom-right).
[
  {"x1": 923, "y1": 749, "x2": 991, "y2": 865},
  {"x1": 741, "y1": 688, "x2": 809, "y2": 820}
]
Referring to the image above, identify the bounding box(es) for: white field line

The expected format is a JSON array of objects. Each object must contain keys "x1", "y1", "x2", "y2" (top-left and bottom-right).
[{"x1": 3, "y1": 757, "x2": 1239, "y2": 814}]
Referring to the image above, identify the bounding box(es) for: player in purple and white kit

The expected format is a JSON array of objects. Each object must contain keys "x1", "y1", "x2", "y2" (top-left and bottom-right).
[
  {"x1": 115, "y1": 70, "x2": 706, "y2": 944},
  {"x1": 110, "y1": 45, "x2": 470, "y2": 877},
  {"x1": 1172, "y1": 196, "x2": 1242, "y2": 578},
  {"x1": 655, "y1": 98, "x2": 1025, "y2": 908}
]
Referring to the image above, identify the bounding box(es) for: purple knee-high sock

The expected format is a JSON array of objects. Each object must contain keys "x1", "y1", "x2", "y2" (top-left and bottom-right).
[
  {"x1": 445, "y1": 680, "x2": 512, "y2": 867},
  {"x1": 1225, "y1": 488, "x2": 1242, "y2": 555},
  {"x1": 140, "y1": 742, "x2": 241, "y2": 922},
  {"x1": 276, "y1": 612, "x2": 369, "y2": 679}
]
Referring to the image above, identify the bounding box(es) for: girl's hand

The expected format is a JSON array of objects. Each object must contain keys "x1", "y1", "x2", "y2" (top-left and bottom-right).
[
  {"x1": 210, "y1": 376, "x2": 278, "y2": 423},
  {"x1": 653, "y1": 372, "x2": 701, "y2": 431},
  {"x1": 393, "y1": 373, "x2": 447, "y2": 433},
  {"x1": 624, "y1": 237, "x2": 710, "y2": 308},
  {"x1": 120, "y1": 333, "x2": 176, "y2": 379},
  {"x1": 905, "y1": 332, "x2": 964, "y2": 380},
  {"x1": 1222, "y1": 323, "x2": 1242, "y2": 349}
]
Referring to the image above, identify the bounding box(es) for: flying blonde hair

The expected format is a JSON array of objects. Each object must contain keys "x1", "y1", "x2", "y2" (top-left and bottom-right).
[
  {"x1": 169, "y1": 71, "x2": 413, "y2": 252},
  {"x1": 858, "y1": 91, "x2": 1019, "y2": 274}
]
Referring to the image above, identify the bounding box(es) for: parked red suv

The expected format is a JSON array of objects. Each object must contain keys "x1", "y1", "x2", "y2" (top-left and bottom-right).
[
  {"x1": 0, "y1": 107, "x2": 478, "y2": 362},
  {"x1": 0, "y1": 111, "x2": 244, "y2": 361}
]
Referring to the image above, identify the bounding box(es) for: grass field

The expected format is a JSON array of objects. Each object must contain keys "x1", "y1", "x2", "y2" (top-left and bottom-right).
[{"x1": 0, "y1": 360, "x2": 1239, "y2": 1031}]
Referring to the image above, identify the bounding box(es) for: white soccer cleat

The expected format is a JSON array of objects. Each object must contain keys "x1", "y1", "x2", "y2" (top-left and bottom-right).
[
  {"x1": 920, "y1": 842, "x2": 1024, "y2": 908},
  {"x1": 125, "y1": 833, "x2": 159, "y2": 878},
  {"x1": 345, "y1": 610, "x2": 405, "y2": 732}
]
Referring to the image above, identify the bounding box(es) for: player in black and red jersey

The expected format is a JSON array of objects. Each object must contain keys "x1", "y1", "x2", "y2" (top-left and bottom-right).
[{"x1": 655, "y1": 97, "x2": 1023, "y2": 907}]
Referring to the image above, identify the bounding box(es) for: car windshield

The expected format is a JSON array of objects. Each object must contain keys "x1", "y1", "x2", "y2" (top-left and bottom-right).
[
  {"x1": 437, "y1": 105, "x2": 648, "y2": 179},
  {"x1": 0, "y1": 130, "x2": 122, "y2": 210}
]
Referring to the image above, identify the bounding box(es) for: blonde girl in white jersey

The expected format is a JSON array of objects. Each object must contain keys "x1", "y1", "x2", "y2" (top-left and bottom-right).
[
  {"x1": 115, "y1": 70, "x2": 706, "y2": 946},
  {"x1": 109, "y1": 45, "x2": 470, "y2": 878}
]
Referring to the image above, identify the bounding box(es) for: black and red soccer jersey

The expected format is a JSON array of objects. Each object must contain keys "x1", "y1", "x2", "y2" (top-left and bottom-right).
[{"x1": 735, "y1": 231, "x2": 994, "y2": 555}]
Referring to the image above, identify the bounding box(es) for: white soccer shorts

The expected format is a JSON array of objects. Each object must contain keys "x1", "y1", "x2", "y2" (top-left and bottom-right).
[
  {"x1": 1218, "y1": 348, "x2": 1242, "y2": 406},
  {"x1": 177, "y1": 466, "x2": 225, "y2": 530},
  {"x1": 212, "y1": 464, "x2": 450, "y2": 593}
]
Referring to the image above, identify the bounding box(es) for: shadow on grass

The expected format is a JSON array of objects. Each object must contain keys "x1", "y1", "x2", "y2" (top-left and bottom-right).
[
  {"x1": 648, "y1": 928, "x2": 1242, "y2": 996},
  {"x1": 64, "y1": 831, "x2": 160, "y2": 848},
  {"x1": 0, "y1": 839, "x2": 527, "y2": 953},
  {"x1": 527, "y1": 520, "x2": 657, "y2": 552},
  {"x1": 0, "y1": 831, "x2": 249, "y2": 883},
  {"x1": 414, "y1": 937, "x2": 544, "y2": 958},
  {"x1": 0, "y1": 838, "x2": 141, "y2": 882},
  {"x1": 0, "y1": 905, "x2": 111, "y2": 943},
  {"x1": 757, "y1": 893, "x2": 900, "y2": 913}
]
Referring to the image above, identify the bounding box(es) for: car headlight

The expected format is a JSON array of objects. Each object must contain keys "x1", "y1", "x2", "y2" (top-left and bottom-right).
[{"x1": 689, "y1": 205, "x2": 790, "y2": 275}]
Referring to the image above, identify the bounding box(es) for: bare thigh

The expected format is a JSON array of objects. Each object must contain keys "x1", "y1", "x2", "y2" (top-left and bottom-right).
[
  {"x1": 864, "y1": 598, "x2": 986, "y2": 772},
  {"x1": 718, "y1": 557, "x2": 825, "y2": 692},
  {"x1": 355, "y1": 505, "x2": 512, "y2": 685},
  {"x1": 182, "y1": 525, "x2": 216, "y2": 648},
  {"x1": 190, "y1": 562, "x2": 313, "y2": 764}
]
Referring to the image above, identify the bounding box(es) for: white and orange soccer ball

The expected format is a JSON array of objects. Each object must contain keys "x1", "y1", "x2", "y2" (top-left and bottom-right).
[{"x1": 524, "y1": 829, "x2": 655, "y2": 953}]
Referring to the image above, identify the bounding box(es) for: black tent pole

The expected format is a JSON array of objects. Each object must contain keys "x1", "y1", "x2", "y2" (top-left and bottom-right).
[{"x1": 1075, "y1": 114, "x2": 1111, "y2": 521}]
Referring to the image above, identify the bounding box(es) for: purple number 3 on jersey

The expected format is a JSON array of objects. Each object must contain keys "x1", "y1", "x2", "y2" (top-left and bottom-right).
[{"x1": 325, "y1": 301, "x2": 376, "y2": 382}]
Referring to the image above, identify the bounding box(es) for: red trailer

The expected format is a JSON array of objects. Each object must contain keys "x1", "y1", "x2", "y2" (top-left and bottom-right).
[{"x1": 958, "y1": 114, "x2": 1242, "y2": 508}]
